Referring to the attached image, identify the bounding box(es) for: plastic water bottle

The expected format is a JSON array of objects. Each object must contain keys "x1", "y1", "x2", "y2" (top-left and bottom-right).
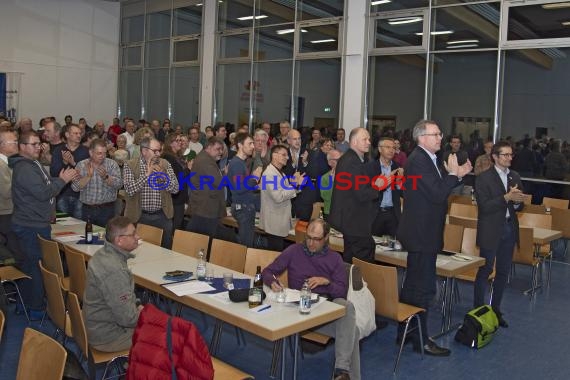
[
  {"x1": 299, "y1": 280, "x2": 311, "y2": 315},
  {"x1": 196, "y1": 249, "x2": 206, "y2": 281}
]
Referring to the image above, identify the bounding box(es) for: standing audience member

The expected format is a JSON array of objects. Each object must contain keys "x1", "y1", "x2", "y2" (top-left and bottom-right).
[
  {"x1": 262, "y1": 219, "x2": 360, "y2": 380},
  {"x1": 107, "y1": 117, "x2": 123, "y2": 145},
  {"x1": 0, "y1": 131, "x2": 20, "y2": 261},
  {"x1": 284, "y1": 129, "x2": 310, "y2": 220},
  {"x1": 187, "y1": 138, "x2": 227, "y2": 238},
  {"x1": 123, "y1": 137, "x2": 179, "y2": 249},
  {"x1": 83, "y1": 216, "x2": 143, "y2": 352},
  {"x1": 187, "y1": 126, "x2": 204, "y2": 154},
  {"x1": 276, "y1": 121, "x2": 291, "y2": 145},
  {"x1": 397, "y1": 120, "x2": 471, "y2": 356},
  {"x1": 393, "y1": 138, "x2": 407, "y2": 168},
  {"x1": 260, "y1": 145, "x2": 304, "y2": 251},
  {"x1": 442, "y1": 135, "x2": 469, "y2": 195},
  {"x1": 50, "y1": 124, "x2": 89, "y2": 218},
  {"x1": 251, "y1": 129, "x2": 271, "y2": 173},
  {"x1": 39, "y1": 120, "x2": 64, "y2": 165},
  {"x1": 120, "y1": 120, "x2": 136, "y2": 152},
  {"x1": 72, "y1": 139, "x2": 122, "y2": 227},
  {"x1": 474, "y1": 140, "x2": 494, "y2": 176},
  {"x1": 161, "y1": 134, "x2": 192, "y2": 230},
  {"x1": 320, "y1": 149, "x2": 342, "y2": 220},
  {"x1": 335, "y1": 128, "x2": 349, "y2": 154},
  {"x1": 329, "y1": 128, "x2": 379, "y2": 263},
  {"x1": 10, "y1": 131, "x2": 78, "y2": 317},
  {"x1": 367, "y1": 137, "x2": 403, "y2": 237},
  {"x1": 474, "y1": 141, "x2": 525, "y2": 328},
  {"x1": 228, "y1": 133, "x2": 262, "y2": 247}
]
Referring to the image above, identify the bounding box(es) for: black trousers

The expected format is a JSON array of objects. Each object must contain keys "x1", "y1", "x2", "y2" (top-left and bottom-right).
[
  {"x1": 342, "y1": 235, "x2": 375, "y2": 263},
  {"x1": 399, "y1": 251, "x2": 438, "y2": 340},
  {"x1": 371, "y1": 208, "x2": 398, "y2": 237}
]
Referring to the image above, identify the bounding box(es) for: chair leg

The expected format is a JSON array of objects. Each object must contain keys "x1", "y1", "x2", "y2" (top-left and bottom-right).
[
  {"x1": 488, "y1": 279, "x2": 494, "y2": 305},
  {"x1": 270, "y1": 339, "x2": 283, "y2": 378},
  {"x1": 394, "y1": 315, "x2": 423, "y2": 374},
  {"x1": 5, "y1": 280, "x2": 30, "y2": 323}
]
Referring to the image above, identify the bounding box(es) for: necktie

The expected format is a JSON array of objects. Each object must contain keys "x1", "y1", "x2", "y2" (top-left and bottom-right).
[{"x1": 432, "y1": 157, "x2": 441, "y2": 178}]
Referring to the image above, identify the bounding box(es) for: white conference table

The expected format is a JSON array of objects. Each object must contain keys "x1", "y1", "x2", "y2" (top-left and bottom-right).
[{"x1": 52, "y1": 218, "x2": 345, "y2": 380}]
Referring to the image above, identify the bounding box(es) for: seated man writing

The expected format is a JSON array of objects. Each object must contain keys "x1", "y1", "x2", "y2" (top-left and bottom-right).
[
  {"x1": 83, "y1": 216, "x2": 143, "y2": 352},
  {"x1": 262, "y1": 219, "x2": 360, "y2": 380}
]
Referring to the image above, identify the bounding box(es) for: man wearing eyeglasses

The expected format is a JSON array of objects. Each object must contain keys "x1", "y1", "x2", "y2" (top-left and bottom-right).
[
  {"x1": 0, "y1": 131, "x2": 20, "y2": 262},
  {"x1": 397, "y1": 120, "x2": 472, "y2": 357},
  {"x1": 10, "y1": 131, "x2": 78, "y2": 318},
  {"x1": 474, "y1": 141, "x2": 525, "y2": 328},
  {"x1": 262, "y1": 219, "x2": 360, "y2": 380},
  {"x1": 123, "y1": 137, "x2": 179, "y2": 249},
  {"x1": 84, "y1": 216, "x2": 143, "y2": 352}
]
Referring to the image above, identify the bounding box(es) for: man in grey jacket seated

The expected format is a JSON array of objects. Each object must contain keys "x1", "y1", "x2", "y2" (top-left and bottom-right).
[{"x1": 83, "y1": 216, "x2": 143, "y2": 352}]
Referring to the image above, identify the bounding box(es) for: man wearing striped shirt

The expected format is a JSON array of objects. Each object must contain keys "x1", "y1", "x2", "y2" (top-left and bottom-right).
[{"x1": 72, "y1": 139, "x2": 122, "y2": 227}]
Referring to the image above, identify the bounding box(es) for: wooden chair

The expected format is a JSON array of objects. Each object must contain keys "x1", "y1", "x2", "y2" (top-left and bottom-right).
[
  {"x1": 551, "y1": 207, "x2": 570, "y2": 258},
  {"x1": 455, "y1": 227, "x2": 494, "y2": 282},
  {"x1": 39, "y1": 261, "x2": 72, "y2": 341},
  {"x1": 521, "y1": 193, "x2": 532, "y2": 205},
  {"x1": 449, "y1": 203, "x2": 478, "y2": 218},
  {"x1": 542, "y1": 197, "x2": 569, "y2": 210},
  {"x1": 38, "y1": 234, "x2": 69, "y2": 290},
  {"x1": 512, "y1": 227, "x2": 540, "y2": 297},
  {"x1": 63, "y1": 245, "x2": 87, "y2": 303},
  {"x1": 244, "y1": 248, "x2": 288, "y2": 288},
  {"x1": 518, "y1": 212, "x2": 553, "y2": 286},
  {"x1": 0, "y1": 309, "x2": 4, "y2": 343},
  {"x1": 172, "y1": 229, "x2": 210, "y2": 258},
  {"x1": 135, "y1": 223, "x2": 163, "y2": 246},
  {"x1": 520, "y1": 203, "x2": 547, "y2": 214},
  {"x1": 443, "y1": 223, "x2": 464, "y2": 253},
  {"x1": 448, "y1": 215, "x2": 477, "y2": 229},
  {"x1": 209, "y1": 239, "x2": 247, "y2": 273},
  {"x1": 16, "y1": 328, "x2": 67, "y2": 380},
  {"x1": 67, "y1": 291, "x2": 129, "y2": 379},
  {"x1": 0, "y1": 265, "x2": 31, "y2": 322},
  {"x1": 448, "y1": 195, "x2": 473, "y2": 212},
  {"x1": 212, "y1": 357, "x2": 254, "y2": 380},
  {"x1": 353, "y1": 258, "x2": 425, "y2": 373}
]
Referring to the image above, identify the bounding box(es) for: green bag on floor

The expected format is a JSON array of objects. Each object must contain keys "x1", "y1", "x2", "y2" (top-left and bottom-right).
[{"x1": 455, "y1": 305, "x2": 499, "y2": 348}]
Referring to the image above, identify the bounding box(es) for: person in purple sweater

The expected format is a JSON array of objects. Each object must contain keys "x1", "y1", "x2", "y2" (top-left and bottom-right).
[{"x1": 262, "y1": 219, "x2": 360, "y2": 380}]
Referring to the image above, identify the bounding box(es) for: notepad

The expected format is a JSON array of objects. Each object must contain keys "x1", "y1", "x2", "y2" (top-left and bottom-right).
[
  {"x1": 162, "y1": 280, "x2": 215, "y2": 296},
  {"x1": 277, "y1": 288, "x2": 319, "y2": 303}
]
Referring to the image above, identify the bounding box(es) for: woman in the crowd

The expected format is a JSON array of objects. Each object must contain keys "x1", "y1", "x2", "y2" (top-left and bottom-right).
[{"x1": 162, "y1": 133, "x2": 192, "y2": 229}]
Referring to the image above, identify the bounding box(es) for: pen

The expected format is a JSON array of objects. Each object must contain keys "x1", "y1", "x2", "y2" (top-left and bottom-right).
[
  {"x1": 257, "y1": 305, "x2": 271, "y2": 312},
  {"x1": 272, "y1": 274, "x2": 283, "y2": 289}
]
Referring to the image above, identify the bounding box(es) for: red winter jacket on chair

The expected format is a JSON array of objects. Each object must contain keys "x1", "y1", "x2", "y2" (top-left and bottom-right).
[{"x1": 126, "y1": 304, "x2": 214, "y2": 380}]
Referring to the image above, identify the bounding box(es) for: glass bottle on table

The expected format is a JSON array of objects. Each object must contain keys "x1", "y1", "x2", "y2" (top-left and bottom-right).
[
  {"x1": 253, "y1": 266, "x2": 263, "y2": 289},
  {"x1": 299, "y1": 280, "x2": 311, "y2": 315},
  {"x1": 85, "y1": 217, "x2": 93, "y2": 244},
  {"x1": 196, "y1": 248, "x2": 206, "y2": 281}
]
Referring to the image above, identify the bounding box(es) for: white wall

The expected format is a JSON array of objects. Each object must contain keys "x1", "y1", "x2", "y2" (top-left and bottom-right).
[{"x1": 0, "y1": 0, "x2": 120, "y2": 128}]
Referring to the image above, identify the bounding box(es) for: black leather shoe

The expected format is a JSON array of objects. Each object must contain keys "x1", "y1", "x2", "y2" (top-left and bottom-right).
[
  {"x1": 493, "y1": 307, "x2": 509, "y2": 328},
  {"x1": 413, "y1": 339, "x2": 451, "y2": 357}
]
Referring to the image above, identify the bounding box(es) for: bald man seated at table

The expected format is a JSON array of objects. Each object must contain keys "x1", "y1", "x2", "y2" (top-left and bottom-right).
[
  {"x1": 262, "y1": 219, "x2": 360, "y2": 380},
  {"x1": 83, "y1": 216, "x2": 143, "y2": 352}
]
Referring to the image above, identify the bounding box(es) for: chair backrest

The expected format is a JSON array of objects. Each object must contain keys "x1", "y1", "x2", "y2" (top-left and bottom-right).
[
  {"x1": 66, "y1": 291, "x2": 89, "y2": 360},
  {"x1": 551, "y1": 207, "x2": 570, "y2": 239},
  {"x1": 518, "y1": 213, "x2": 552, "y2": 229},
  {"x1": 520, "y1": 203, "x2": 547, "y2": 215},
  {"x1": 172, "y1": 229, "x2": 210, "y2": 258},
  {"x1": 513, "y1": 227, "x2": 535, "y2": 265},
  {"x1": 461, "y1": 227, "x2": 480, "y2": 257},
  {"x1": 0, "y1": 309, "x2": 4, "y2": 344},
  {"x1": 448, "y1": 215, "x2": 477, "y2": 229},
  {"x1": 135, "y1": 223, "x2": 163, "y2": 246},
  {"x1": 449, "y1": 203, "x2": 478, "y2": 218},
  {"x1": 448, "y1": 194, "x2": 473, "y2": 211},
  {"x1": 244, "y1": 248, "x2": 288, "y2": 288},
  {"x1": 63, "y1": 245, "x2": 87, "y2": 303},
  {"x1": 521, "y1": 194, "x2": 532, "y2": 205},
  {"x1": 209, "y1": 239, "x2": 247, "y2": 273},
  {"x1": 353, "y1": 258, "x2": 399, "y2": 320},
  {"x1": 542, "y1": 197, "x2": 569, "y2": 210},
  {"x1": 39, "y1": 261, "x2": 69, "y2": 336},
  {"x1": 38, "y1": 235, "x2": 65, "y2": 280},
  {"x1": 16, "y1": 328, "x2": 67, "y2": 380},
  {"x1": 311, "y1": 202, "x2": 324, "y2": 220},
  {"x1": 443, "y1": 223, "x2": 464, "y2": 253}
]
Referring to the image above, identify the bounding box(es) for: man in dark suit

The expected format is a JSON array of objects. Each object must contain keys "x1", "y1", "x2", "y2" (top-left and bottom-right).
[
  {"x1": 397, "y1": 120, "x2": 472, "y2": 356},
  {"x1": 474, "y1": 141, "x2": 525, "y2": 327},
  {"x1": 329, "y1": 127, "x2": 379, "y2": 263},
  {"x1": 283, "y1": 129, "x2": 314, "y2": 221},
  {"x1": 367, "y1": 137, "x2": 403, "y2": 237}
]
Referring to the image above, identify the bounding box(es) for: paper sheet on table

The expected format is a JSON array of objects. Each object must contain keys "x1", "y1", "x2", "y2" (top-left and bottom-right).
[
  {"x1": 209, "y1": 291, "x2": 232, "y2": 305},
  {"x1": 162, "y1": 280, "x2": 215, "y2": 296},
  {"x1": 57, "y1": 219, "x2": 84, "y2": 226},
  {"x1": 436, "y1": 258, "x2": 450, "y2": 266},
  {"x1": 271, "y1": 288, "x2": 320, "y2": 303},
  {"x1": 55, "y1": 235, "x2": 83, "y2": 242}
]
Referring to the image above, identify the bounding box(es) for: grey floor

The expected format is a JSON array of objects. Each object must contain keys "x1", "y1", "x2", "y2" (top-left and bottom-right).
[{"x1": 2, "y1": 259, "x2": 570, "y2": 380}]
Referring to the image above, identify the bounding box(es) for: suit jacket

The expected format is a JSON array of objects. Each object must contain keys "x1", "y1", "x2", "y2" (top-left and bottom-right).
[
  {"x1": 189, "y1": 150, "x2": 226, "y2": 219},
  {"x1": 259, "y1": 163, "x2": 298, "y2": 237},
  {"x1": 366, "y1": 159, "x2": 402, "y2": 222},
  {"x1": 397, "y1": 147, "x2": 459, "y2": 253},
  {"x1": 283, "y1": 147, "x2": 308, "y2": 177},
  {"x1": 475, "y1": 167, "x2": 524, "y2": 251},
  {"x1": 329, "y1": 149, "x2": 378, "y2": 237}
]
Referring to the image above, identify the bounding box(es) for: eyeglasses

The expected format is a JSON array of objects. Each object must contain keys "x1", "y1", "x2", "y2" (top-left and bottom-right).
[
  {"x1": 306, "y1": 235, "x2": 326, "y2": 242},
  {"x1": 22, "y1": 142, "x2": 41, "y2": 147},
  {"x1": 1, "y1": 141, "x2": 18, "y2": 145},
  {"x1": 378, "y1": 145, "x2": 395, "y2": 150},
  {"x1": 143, "y1": 147, "x2": 161, "y2": 154},
  {"x1": 119, "y1": 232, "x2": 138, "y2": 238},
  {"x1": 421, "y1": 133, "x2": 444, "y2": 138},
  {"x1": 497, "y1": 153, "x2": 514, "y2": 158}
]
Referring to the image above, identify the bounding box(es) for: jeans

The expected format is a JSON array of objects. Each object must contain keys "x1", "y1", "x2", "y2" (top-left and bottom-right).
[
  {"x1": 231, "y1": 203, "x2": 256, "y2": 248},
  {"x1": 57, "y1": 195, "x2": 82, "y2": 219},
  {"x1": 11, "y1": 223, "x2": 51, "y2": 310},
  {"x1": 82, "y1": 203, "x2": 116, "y2": 228},
  {"x1": 138, "y1": 211, "x2": 173, "y2": 249}
]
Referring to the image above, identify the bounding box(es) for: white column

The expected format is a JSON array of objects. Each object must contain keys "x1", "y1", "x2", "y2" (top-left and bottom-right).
[
  {"x1": 340, "y1": 0, "x2": 368, "y2": 135},
  {"x1": 199, "y1": 0, "x2": 216, "y2": 127}
]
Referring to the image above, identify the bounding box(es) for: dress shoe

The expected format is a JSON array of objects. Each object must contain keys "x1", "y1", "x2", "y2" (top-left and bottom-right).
[
  {"x1": 413, "y1": 338, "x2": 451, "y2": 357},
  {"x1": 492, "y1": 307, "x2": 509, "y2": 328},
  {"x1": 333, "y1": 369, "x2": 350, "y2": 380}
]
